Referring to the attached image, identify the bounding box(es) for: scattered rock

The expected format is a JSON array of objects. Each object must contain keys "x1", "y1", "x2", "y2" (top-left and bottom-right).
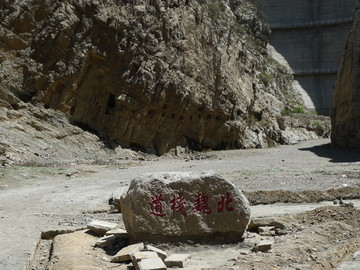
[
  {"x1": 131, "y1": 251, "x2": 159, "y2": 270},
  {"x1": 95, "y1": 235, "x2": 115, "y2": 248},
  {"x1": 340, "y1": 202, "x2": 355, "y2": 208},
  {"x1": 111, "y1": 242, "x2": 144, "y2": 263},
  {"x1": 164, "y1": 253, "x2": 191, "y2": 268},
  {"x1": 258, "y1": 226, "x2": 276, "y2": 236},
  {"x1": 248, "y1": 218, "x2": 287, "y2": 231},
  {"x1": 252, "y1": 240, "x2": 274, "y2": 253},
  {"x1": 131, "y1": 251, "x2": 160, "y2": 270},
  {"x1": 106, "y1": 228, "x2": 129, "y2": 240},
  {"x1": 239, "y1": 250, "x2": 251, "y2": 256},
  {"x1": 136, "y1": 257, "x2": 167, "y2": 270},
  {"x1": 87, "y1": 220, "x2": 119, "y2": 236},
  {"x1": 145, "y1": 245, "x2": 168, "y2": 260},
  {"x1": 120, "y1": 171, "x2": 251, "y2": 242},
  {"x1": 132, "y1": 251, "x2": 159, "y2": 261}
]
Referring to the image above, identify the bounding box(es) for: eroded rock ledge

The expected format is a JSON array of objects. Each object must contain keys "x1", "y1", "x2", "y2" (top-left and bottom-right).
[{"x1": 0, "y1": 0, "x2": 328, "y2": 155}]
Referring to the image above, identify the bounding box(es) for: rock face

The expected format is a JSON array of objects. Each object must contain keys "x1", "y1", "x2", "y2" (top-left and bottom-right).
[
  {"x1": 0, "y1": 0, "x2": 324, "y2": 156},
  {"x1": 331, "y1": 1, "x2": 360, "y2": 148},
  {"x1": 120, "y1": 171, "x2": 251, "y2": 242}
]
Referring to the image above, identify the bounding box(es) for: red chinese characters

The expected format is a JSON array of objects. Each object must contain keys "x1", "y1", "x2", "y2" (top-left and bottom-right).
[
  {"x1": 193, "y1": 193, "x2": 212, "y2": 214},
  {"x1": 149, "y1": 192, "x2": 235, "y2": 217},
  {"x1": 217, "y1": 192, "x2": 234, "y2": 213},
  {"x1": 170, "y1": 192, "x2": 187, "y2": 217},
  {"x1": 149, "y1": 194, "x2": 166, "y2": 217}
]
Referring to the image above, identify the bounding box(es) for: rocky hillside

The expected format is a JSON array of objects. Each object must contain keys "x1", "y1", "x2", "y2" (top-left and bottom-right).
[
  {"x1": 0, "y1": 0, "x2": 330, "y2": 161},
  {"x1": 331, "y1": 1, "x2": 360, "y2": 149}
]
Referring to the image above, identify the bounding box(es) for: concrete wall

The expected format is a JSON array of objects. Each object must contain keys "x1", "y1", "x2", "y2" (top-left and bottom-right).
[
  {"x1": 251, "y1": 0, "x2": 357, "y2": 115},
  {"x1": 255, "y1": 0, "x2": 356, "y2": 25},
  {"x1": 295, "y1": 75, "x2": 337, "y2": 115},
  {"x1": 270, "y1": 25, "x2": 352, "y2": 71}
]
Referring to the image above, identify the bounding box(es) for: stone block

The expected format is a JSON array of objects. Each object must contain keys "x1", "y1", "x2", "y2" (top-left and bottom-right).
[
  {"x1": 252, "y1": 240, "x2": 273, "y2": 252},
  {"x1": 131, "y1": 251, "x2": 160, "y2": 270},
  {"x1": 132, "y1": 251, "x2": 159, "y2": 261},
  {"x1": 120, "y1": 171, "x2": 251, "y2": 242},
  {"x1": 136, "y1": 257, "x2": 167, "y2": 270},
  {"x1": 165, "y1": 253, "x2": 191, "y2": 267},
  {"x1": 145, "y1": 245, "x2": 168, "y2": 260},
  {"x1": 87, "y1": 220, "x2": 119, "y2": 236},
  {"x1": 106, "y1": 228, "x2": 129, "y2": 239},
  {"x1": 95, "y1": 234, "x2": 115, "y2": 248},
  {"x1": 258, "y1": 226, "x2": 276, "y2": 236},
  {"x1": 111, "y1": 242, "x2": 144, "y2": 262}
]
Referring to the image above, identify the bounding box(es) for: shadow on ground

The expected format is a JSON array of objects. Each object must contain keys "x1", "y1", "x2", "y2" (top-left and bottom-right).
[{"x1": 299, "y1": 143, "x2": 360, "y2": 163}]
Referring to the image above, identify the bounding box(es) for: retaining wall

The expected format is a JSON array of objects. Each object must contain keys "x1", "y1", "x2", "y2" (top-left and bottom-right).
[{"x1": 251, "y1": 0, "x2": 357, "y2": 115}]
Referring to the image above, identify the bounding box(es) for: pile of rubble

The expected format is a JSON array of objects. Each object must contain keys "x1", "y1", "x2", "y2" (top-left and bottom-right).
[{"x1": 88, "y1": 220, "x2": 190, "y2": 269}]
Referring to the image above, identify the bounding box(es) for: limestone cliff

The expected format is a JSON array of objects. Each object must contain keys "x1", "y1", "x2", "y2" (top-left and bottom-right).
[
  {"x1": 0, "y1": 0, "x2": 329, "y2": 158},
  {"x1": 331, "y1": 1, "x2": 360, "y2": 148}
]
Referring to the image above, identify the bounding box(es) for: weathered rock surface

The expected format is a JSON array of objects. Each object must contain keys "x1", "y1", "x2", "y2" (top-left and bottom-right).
[
  {"x1": 120, "y1": 171, "x2": 251, "y2": 242},
  {"x1": 331, "y1": 0, "x2": 360, "y2": 149},
  {"x1": 0, "y1": 0, "x2": 329, "y2": 158}
]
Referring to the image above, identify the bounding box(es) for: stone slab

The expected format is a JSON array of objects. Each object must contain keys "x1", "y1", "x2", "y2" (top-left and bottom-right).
[
  {"x1": 132, "y1": 252, "x2": 160, "y2": 270},
  {"x1": 145, "y1": 245, "x2": 168, "y2": 260},
  {"x1": 95, "y1": 235, "x2": 115, "y2": 248},
  {"x1": 87, "y1": 220, "x2": 119, "y2": 236},
  {"x1": 106, "y1": 228, "x2": 129, "y2": 239},
  {"x1": 137, "y1": 257, "x2": 167, "y2": 270},
  {"x1": 111, "y1": 242, "x2": 144, "y2": 262},
  {"x1": 165, "y1": 253, "x2": 191, "y2": 267},
  {"x1": 132, "y1": 251, "x2": 159, "y2": 261}
]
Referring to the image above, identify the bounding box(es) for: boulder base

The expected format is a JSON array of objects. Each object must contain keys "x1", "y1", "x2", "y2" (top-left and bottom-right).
[{"x1": 120, "y1": 172, "x2": 251, "y2": 242}]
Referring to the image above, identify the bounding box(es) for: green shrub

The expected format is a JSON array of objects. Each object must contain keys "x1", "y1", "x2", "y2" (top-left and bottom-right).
[
  {"x1": 281, "y1": 109, "x2": 291, "y2": 116},
  {"x1": 260, "y1": 73, "x2": 274, "y2": 86},
  {"x1": 293, "y1": 106, "x2": 306, "y2": 114},
  {"x1": 248, "y1": 114, "x2": 257, "y2": 126}
]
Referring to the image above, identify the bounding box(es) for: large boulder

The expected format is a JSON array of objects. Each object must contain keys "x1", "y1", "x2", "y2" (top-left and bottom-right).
[{"x1": 120, "y1": 171, "x2": 251, "y2": 242}]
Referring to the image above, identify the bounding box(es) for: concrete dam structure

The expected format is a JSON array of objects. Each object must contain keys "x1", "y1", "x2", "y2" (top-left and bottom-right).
[{"x1": 251, "y1": 0, "x2": 357, "y2": 115}]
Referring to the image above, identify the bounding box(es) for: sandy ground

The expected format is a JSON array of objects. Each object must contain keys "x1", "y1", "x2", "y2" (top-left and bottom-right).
[{"x1": 1, "y1": 138, "x2": 360, "y2": 270}]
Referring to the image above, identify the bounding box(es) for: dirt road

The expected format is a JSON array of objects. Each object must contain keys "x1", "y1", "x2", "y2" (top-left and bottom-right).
[{"x1": 1, "y1": 138, "x2": 360, "y2": 270}]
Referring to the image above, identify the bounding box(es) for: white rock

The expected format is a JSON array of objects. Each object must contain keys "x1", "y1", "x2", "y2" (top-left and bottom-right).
[
  {"x1": 137, "y1": 257, "x2": 167, "y2": 270},
  {"x1": 111, "y1": 242, "x2": 144, "y2": 262},
  {"x1": 145, "y1": 245, "x2": 168, "y2": 260},
  {"x1": 87, "y1": 220, "x2": 119, "y2": 236},
  {"x1": 252, "y1": 240, "x2": 273, "y2": 252},
  {"x1": 95, "y1": 235, "x2": 115, "y2": 248},
  {"x1": 106, "y1": 228, "x2": 129, "y2": 239},
  {"x1": 165, "y1": 253, "x2": 191, "y2": 267},
  {"x1": 131, "y1": 251, "x2": 161, "y2": 270}
]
